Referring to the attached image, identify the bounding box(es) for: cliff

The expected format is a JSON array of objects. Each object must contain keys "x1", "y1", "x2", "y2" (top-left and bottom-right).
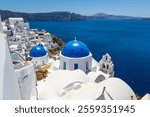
[{"x1": 0, "y1": 10, "x2": 86, "y2": 21}]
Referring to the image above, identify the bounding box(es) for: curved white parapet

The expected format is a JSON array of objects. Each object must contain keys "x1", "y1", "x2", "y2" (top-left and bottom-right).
[
  {"x1": 37, "y1": 69, "x2": 137, "y2": 100},
  {"x1": 0, "y1": 33, "x2": 21, "y2": 100},
  {"x1": 141, "y1": 94, "x2": 150, "y2": 100},
  {"x1": 60, "y1": 78, "x2": 137, "y2": 100}
]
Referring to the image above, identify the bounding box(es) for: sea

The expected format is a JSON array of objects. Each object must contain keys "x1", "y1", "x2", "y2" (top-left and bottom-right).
[{"x1": 29, "y1": 19, "x2": 150, "y2": 96}]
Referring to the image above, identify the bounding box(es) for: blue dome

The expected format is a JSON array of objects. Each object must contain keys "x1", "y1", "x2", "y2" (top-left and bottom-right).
[
  {"x1": 61, "y1": 40, "x2": 90, "y2": 58},
  {"x1": 29, "y1": 44, "x2": 46, "y2": 57}
]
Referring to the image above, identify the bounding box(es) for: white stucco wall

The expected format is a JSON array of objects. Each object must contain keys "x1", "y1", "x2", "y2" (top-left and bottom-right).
[
  {"x1": 60, "y1": 53, "x2": 92, "y2": 72},
  {"x1": 0, "y1": 33, "x2": 21, "y2": 100},
  {"x1": 37, "y1": 70, "x2": 137, "y2": 100},
  {"x1": 15, "y1": 63, "x2": 36, "y2": 100},
  {"x1": 31, "y1": 54, "x2": 49, "y2": 66},
  {"x1": 8, "y1": 18, "x2": 24, "y2": 25}
]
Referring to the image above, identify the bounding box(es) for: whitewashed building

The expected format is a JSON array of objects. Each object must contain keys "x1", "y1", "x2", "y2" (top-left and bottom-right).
[
  {"x1": 60, "y1": 40, "x2": 92, "y2": 73},
  {"x1": 0, "y1": 33, "x2": 21, "y2": 99},
  {"x1": 29, "y1": 44, "x2": 49, "y2": 66}
]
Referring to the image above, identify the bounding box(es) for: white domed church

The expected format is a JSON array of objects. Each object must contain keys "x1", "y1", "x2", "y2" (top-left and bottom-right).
[
  {"x1": 29, "y1": 44, "x2": 49, "y2": 66},
  {"x1": 60, "y1": 40, "x2": 92, "y2": 73}
]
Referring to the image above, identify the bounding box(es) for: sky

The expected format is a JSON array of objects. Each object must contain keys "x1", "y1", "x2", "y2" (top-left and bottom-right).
[{"x1": 0, "y1": 0, "x2": 150, "y2": 17}]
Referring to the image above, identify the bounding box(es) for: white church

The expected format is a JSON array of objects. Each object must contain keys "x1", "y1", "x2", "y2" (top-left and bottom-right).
[{"x1": 60, "y1": 40, "x2": 93, "y2": 72}]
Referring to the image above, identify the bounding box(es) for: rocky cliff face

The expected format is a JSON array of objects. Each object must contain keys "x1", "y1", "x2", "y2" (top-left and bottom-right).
[{"x1": 0, "y1": 10, "x2": 86, "y2": 21}]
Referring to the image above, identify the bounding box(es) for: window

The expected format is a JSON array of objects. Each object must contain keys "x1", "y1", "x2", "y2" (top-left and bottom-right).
[
  {"x1": 74, "y1": 63, "x2": 78, "y2": 70},
  {"x1": 106, "y1": 55, "x2": 108, "y2": 60},
  {"x1": 102, "y1": 64, "x2": 105, "y2": 69},
  {"x1": 63, "y1": 62, "x2": 66, "y2": 70},
  {"x1": 107, "y1": 65, "x2": 109, "y2": 70},
  {"x1": 86, "y1": 62, "x2": 89, "y2": 70}
]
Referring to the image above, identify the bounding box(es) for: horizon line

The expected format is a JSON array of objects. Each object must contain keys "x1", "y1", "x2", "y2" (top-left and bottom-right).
[{"x1": 0, "y1": 9, "x2": 150, "y2": 18}]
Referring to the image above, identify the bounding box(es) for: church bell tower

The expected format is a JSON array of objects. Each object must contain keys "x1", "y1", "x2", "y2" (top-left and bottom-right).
[{"x1": 99, "y1": 53, "x2": 114, "y2": 77}]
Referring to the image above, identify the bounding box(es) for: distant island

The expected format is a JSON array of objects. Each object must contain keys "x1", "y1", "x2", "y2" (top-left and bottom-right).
[
  {"x1": 90, "y1": 13, "x2": 150, "y2": 20},
  {"x1": 0, "y1": 9, "x2": 150, "y2": 21}
]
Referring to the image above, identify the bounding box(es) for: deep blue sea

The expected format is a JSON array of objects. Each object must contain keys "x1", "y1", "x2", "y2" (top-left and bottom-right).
[{"x1": 30, "y1": 19, "x2": 150, "y2": 96}]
